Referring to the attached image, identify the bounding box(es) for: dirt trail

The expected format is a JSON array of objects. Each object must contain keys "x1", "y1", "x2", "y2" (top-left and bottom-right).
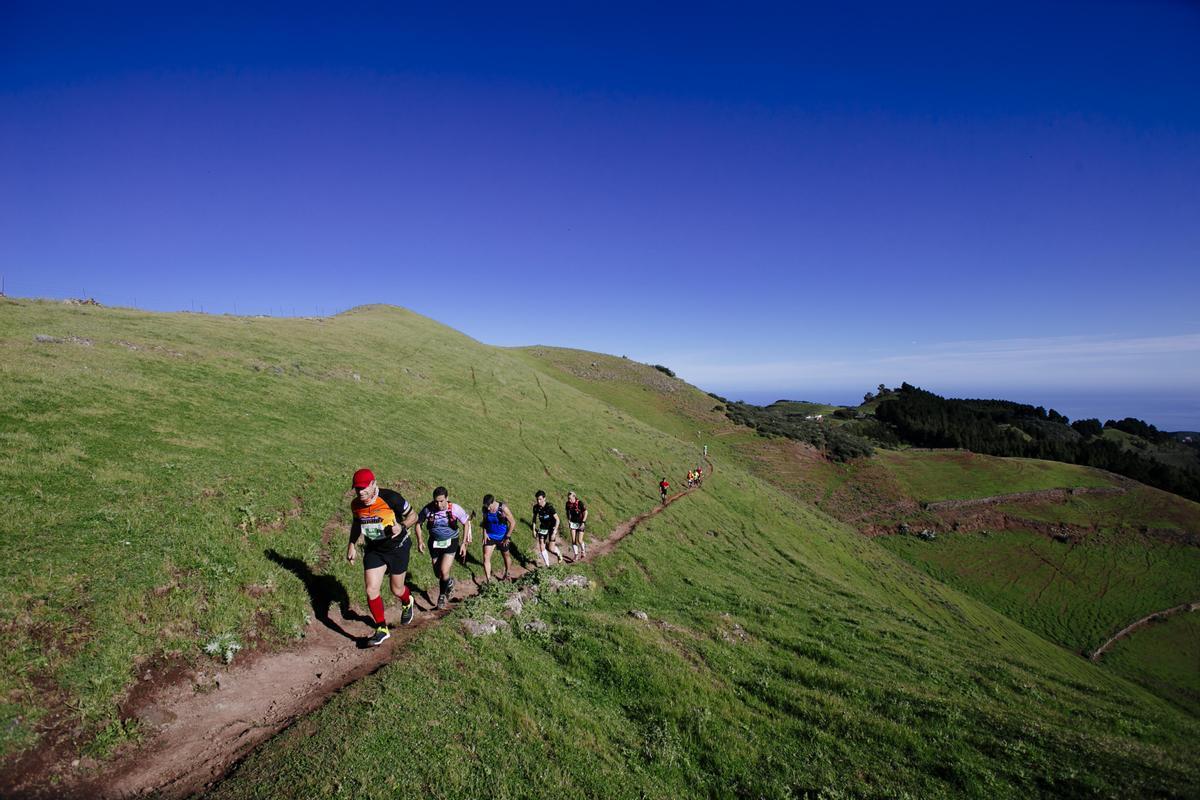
[
  {"x1": 1089, "y1": 600, "x2": 1199, "y2": 661},
  {"x1": 31, "y1": 462, "x2": 712, "y2": 800}
]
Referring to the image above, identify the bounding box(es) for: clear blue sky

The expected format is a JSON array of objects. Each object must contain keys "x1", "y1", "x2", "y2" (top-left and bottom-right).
[{"x1": 3, "y1": 2, "x2": 1198, "y2": 426}]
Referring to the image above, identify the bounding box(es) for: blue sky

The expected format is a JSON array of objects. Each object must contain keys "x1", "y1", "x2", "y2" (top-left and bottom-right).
[{"x1": 3, "y1": 2, "x2": 1198, "y2": 426}]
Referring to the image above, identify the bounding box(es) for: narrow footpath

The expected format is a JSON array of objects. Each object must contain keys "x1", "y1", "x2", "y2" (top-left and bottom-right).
[
  {"x1": 61, "y1": 464, "x2": 712, "y2": 800},
  {"x1": 1089, "y1": 600, "x2": 1199, "y2": 661}
]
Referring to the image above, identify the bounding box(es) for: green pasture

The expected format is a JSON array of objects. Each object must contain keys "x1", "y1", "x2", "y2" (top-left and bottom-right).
[
  {"x1": 1100, "y1": 612, "x2": 1200, "y2": 717},
  {"x1": 878, "y1": 449, "x2": 1119, "y2": 502},
  {"x1": 878, "y1": 529, "x2": 1200, "y2": 656},
  {"x1": 993, "y1": 485, "x2": 1200, "y2": 532}
]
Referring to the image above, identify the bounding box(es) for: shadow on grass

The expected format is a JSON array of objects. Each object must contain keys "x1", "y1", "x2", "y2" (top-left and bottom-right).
[{"x1": 265, "y1": 548, "x2": 376, "y2": 643}]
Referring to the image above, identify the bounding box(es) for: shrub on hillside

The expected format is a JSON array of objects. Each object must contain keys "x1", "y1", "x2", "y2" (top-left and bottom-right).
[
  {"x1": 653, "y1": 364, "x2": 676, "y2": 378},
  {"x1": 721, "y1": 401, "x2": 874, "y2": 462},
  {"x1": 844, "y1": 418, "x2": 902, "y2": 448}
]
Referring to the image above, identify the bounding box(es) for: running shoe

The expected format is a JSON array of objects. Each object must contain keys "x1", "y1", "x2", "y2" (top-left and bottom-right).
[
  {"x1": 400, "y1": 596, "x2": 415, "y2": 626},
  {"x1": 436, "y1": 593, "x2": 447, "y2": 610},
  {"x1": 367, "y1": 626, "x2": 390, "y2": 647}
]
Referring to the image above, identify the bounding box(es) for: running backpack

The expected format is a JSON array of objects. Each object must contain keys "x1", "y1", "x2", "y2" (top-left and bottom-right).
[{"x1": 425, "y1": 501, "x2": 460, "y2": 532}]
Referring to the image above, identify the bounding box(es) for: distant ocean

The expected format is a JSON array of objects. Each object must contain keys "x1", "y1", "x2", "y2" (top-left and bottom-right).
[{"x1": 715, "y1": 388, "x2": 1200, "y2": 433}]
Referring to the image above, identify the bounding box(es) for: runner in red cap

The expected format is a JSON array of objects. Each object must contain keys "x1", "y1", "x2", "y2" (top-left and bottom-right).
[{"x1": 347, "y1": 468, "x2": 420, "y2": 646}]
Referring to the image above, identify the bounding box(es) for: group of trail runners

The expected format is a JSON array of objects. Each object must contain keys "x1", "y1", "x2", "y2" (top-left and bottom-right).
[
  {"x1": 658, "y1": 465, "x2": 704, "y2": 504},
  {"x1": 345, "y1": 469, "x2": 590, "y2": 646}
]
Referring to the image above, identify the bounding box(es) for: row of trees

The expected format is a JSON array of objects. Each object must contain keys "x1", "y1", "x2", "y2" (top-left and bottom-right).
[{"x1": 872, "y1": 384, "x2": 1199, "y2": 501}]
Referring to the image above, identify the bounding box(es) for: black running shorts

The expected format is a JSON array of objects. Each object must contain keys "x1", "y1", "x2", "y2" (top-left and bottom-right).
[
  {"x1": 483, "y1": 537, "x2": 510, "y2": 552},
  {"x1": 428, "y1": 535, "x2": 460, "y2": 562},
  {"x1": 363, "y1": 537, "x2": 411, "y2": 575}
]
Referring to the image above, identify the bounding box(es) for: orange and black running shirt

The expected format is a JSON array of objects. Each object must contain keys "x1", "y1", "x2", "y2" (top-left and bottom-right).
[{"x1": 350, "y1": 488, "x2": 412, "y2": 552}]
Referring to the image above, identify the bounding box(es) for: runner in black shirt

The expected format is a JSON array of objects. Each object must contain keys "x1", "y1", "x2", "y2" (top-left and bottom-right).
[
  {"x1": 531, "y1": 490, "x2": 563, "y2": 566},
  {"x1": 565, "y1": 490, "x2": 588, "y2": 561}
]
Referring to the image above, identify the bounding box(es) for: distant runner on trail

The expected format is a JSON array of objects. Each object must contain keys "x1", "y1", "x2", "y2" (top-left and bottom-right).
[
  {"x1": 532, "y1": 490, "x2": 563, "y2": 566},
  {"x1": 695, "y1": 465, "x2": 703, "y2": 486},
  {"x1": 565, "y1": 490, "x2": 588, "y2": 560},
  {"x1": 346, "y1": 468, "x2": 420, "y2": 647},
  {"x1": 417, "y1": 487, "x2": 472, "y2": 609},
  {"x1": 659, "y1": 477, "x2": 670, "y2": 504},
  {"x1": 480, "y1": 494, "x2": 517, "y2": 582}
]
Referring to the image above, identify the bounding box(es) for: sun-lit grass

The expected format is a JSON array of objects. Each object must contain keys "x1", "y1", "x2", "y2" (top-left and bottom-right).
[
  {"x1": 0, "y1": 300, "x2": 699, "y2": 754},
  {"x1": 3, "y1": 299, "x2": 1198, "y2": 798},
  {"x1": 877, "y1": 449, "x2": 1119, "y2": 502},
  {"x1": 210, "y1": 475, "x2": 1200, "y2": 799}
]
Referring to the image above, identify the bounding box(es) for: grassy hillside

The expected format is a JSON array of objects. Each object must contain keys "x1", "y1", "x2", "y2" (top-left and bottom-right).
[
  {"x1": 2, "y1": 302, "x2": 1198, "y2": 798},
  {"x1": 519, "y1": 347, "x2": 1200, "y2": 731},
  {"x1": 212, "y1": 474, "x2": 1199, "y2": 800},
  {"x1": 0, "y1": 300, "x2": 699, "y2": 760}
]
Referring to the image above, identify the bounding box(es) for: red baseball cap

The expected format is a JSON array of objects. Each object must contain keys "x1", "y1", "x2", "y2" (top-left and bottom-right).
[{"x1": 351, "y1": 468, "x2": 375, "y2": 488}]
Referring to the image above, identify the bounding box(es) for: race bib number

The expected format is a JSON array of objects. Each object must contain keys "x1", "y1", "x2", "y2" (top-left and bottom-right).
[
  {"x1": 361, "y1": 522, "x2": 386, "y2": 541},
  {"x1": 431, "y1": 537, "x2": 454, "y2": 550}
]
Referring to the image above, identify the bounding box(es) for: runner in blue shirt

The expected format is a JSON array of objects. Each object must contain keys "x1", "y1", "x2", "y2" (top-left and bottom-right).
[{"x1": 479, "y1": 494, "x2": 517, "y2": 582}]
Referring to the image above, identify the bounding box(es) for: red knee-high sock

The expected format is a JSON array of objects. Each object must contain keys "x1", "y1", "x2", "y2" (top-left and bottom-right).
[
  {"x1": 398, "y1": 586, "x2": 411, "y2": 604},
  {"x1": 368, "y1": 595, "x2": 386, "y2": 625}
]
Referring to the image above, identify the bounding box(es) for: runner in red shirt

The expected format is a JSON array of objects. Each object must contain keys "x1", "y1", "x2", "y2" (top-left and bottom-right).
[{"x1": 659, "y1": 477, "x2": 670, "y2": 505}]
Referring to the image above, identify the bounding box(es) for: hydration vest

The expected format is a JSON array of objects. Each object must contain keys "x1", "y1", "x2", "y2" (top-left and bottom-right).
[{"x1": 483, "y1": 504, "x2": 510, "y2": 539}]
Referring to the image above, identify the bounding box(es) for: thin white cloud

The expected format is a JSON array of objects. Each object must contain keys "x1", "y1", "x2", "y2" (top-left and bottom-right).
[{"x1": 669, "y1": 333, "x2": 1200, "y2": 392}]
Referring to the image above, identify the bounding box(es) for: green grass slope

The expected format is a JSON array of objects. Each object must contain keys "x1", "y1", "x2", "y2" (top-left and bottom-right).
[
  {"x1": 876, "y1": 450, "x2": 1120, "y2": 502},
  {"x1": 1100, "y1": 612, "x2": 1200, "y2": 717},
  {"x1": 878, "y1": 529, "x2": 1200, "y2": 655},
  {"x1": 0, "y1": 300, "x2": 699, "y2": 759},
  {"x1": 213, "y1": 474, "x2": 1198, "y2": 800},
  {"x1": 2, "y1": 301, "x2": 1197, "y2": 798},
  {"x1": 509, "y1": 348, "x2": 1200, "y2": 732}
]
